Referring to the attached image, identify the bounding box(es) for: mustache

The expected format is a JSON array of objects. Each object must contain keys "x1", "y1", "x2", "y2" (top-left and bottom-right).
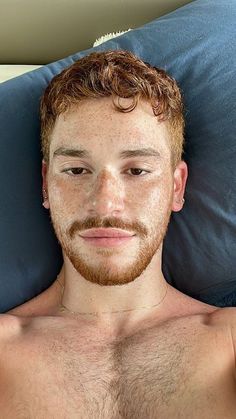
[{"x1": 68, "y1": 217, "x2": 147, "y2": 239}]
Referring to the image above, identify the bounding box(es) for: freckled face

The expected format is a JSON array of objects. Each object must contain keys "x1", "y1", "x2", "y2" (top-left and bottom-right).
[{"x1": 45, "y1": 97, "x2": 174, "y2": 286}]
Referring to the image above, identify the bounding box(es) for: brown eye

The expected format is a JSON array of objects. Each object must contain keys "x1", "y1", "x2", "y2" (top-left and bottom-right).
[
  {"x1": 62, "y1": 168, "x2": 88, "y2": 176},
  {"x1": 70, "y1": 168, "x2": 84, "y2": 175},
  {"x1": 128, "y1": 168, "x2": 149, "y2": 176}
]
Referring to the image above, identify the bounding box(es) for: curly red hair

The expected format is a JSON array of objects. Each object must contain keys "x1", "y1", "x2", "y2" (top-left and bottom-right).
[{"x1": 40, "y1": 50, "x2": 184, "y2": 167}]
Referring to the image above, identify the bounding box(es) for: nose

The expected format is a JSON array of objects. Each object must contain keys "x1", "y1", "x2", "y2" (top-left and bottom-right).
[{"x1": 88, "y1": 170, "x2": 125, "y2": 216}]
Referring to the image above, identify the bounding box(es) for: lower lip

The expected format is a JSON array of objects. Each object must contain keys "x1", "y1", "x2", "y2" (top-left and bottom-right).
[{"x1": 81, "y1": 236, "x2": 135, "y2": 247}]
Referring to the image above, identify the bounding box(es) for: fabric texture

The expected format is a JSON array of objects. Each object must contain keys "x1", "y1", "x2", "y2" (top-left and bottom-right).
[{"x1": 1, "y1": 0, "x2": 236, "y2": 312}]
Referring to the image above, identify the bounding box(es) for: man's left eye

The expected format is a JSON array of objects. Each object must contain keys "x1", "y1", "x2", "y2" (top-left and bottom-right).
[{"x1": 128, "y1": 168, "x2": 149, "y2": 176}]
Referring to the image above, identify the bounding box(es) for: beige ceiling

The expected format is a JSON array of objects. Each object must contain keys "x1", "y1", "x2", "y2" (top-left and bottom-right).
[{"x1": 0, "y1": 0, "x2": 193, "y2": 65}]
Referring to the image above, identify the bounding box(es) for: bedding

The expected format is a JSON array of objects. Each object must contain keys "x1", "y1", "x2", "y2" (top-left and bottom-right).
[
  {"x1": 0, "y1": 0, "x2": 236, "y2": 311},
  {"x1": 0, "y1": 65, "x2": 42, "y2": 84}
]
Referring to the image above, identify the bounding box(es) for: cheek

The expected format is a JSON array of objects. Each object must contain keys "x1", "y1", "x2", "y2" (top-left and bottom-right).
[
  {"x1": 142, "y1": 178, "x2": 173, "y2": 218},
  {"x1": 48, "y1": 177, "x2": 85, "y2": 217}
]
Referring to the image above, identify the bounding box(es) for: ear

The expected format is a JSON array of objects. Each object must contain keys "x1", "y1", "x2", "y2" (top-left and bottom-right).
[
  {"x1": 42, "y1": 160, "x2": 50, "y2": 209},
  {"x1": 172, "y1": 160, "x2": 188, "y2": 212}
]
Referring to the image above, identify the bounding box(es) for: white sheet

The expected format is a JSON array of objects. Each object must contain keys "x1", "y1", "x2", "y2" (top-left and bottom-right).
[{"x1": 0, "y1": 65, "x2": 42, "y2": 84}]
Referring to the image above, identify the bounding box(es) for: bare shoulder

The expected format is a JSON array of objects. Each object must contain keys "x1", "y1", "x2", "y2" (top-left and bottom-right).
[
  {"x1": 0, "y1": 314, "x2": 23, "y2": 341},
  {"x1": 208, "y1": 307, "x2": 236, "y2": 361},
  {"x1": 207, "y1": 307, "x2": 236, "y2": 334},
  {"x1": 0, "y1": 313, "x2": 21, "y2": 327},
  {"x1": 209, "y1": 307, "x2": 236, "y2": 327}
]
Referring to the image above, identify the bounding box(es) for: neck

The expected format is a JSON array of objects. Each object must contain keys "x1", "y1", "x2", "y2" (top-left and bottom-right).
[
  {"x1": 56, "y1": 260, "x2": 169, "y2": 326},
  {"x1": 57, "y1": 278, "x2": 169, "y2": 317}
]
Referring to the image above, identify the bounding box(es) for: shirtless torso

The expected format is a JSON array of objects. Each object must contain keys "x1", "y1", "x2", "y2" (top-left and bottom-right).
[{"x1": 1, "y1": 280, "x2": 236, "y2": 419}]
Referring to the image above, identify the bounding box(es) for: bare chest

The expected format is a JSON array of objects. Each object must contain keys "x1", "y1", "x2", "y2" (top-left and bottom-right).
[{"x1": 2, "y1": 315, "x2": 236, "y2": 418}]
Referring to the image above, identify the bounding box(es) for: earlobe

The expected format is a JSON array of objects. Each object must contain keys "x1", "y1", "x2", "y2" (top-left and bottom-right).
[
  {"x1": 42, "y1": 188, "x2": 50, "y2": 209},
  {"x1": 42, "y1": 200, "x2": 50, "y2": 210},
  {"x1": 172, "y1": 161, "x2": 188, "y2": 212},
  {"x1": 42, "y1": 160, "x2": 50, "y2": 210}
]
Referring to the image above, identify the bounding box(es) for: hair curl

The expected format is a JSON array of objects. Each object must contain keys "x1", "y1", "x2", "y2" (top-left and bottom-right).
[{"x1": 40, "y1": 50, "x2": 185, "y2": 167}]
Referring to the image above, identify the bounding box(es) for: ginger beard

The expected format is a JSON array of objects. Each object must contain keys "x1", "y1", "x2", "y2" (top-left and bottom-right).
[{"x1": 48, "y1": 194, "x2": 173, "y2": 287}]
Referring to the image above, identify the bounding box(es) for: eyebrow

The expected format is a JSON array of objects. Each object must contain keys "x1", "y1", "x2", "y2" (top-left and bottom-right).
[{"x1": 53, "y1": 147, "x2": 161, "y2": 160}]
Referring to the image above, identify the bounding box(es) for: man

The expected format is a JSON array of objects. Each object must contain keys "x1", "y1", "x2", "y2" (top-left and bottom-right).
[{"x1": 1, "y1": 50, "x2": 236, "y2": 418}]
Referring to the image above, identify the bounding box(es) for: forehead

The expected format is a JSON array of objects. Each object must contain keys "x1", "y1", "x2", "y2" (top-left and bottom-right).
[{"x1": 50, "y1": 97, "x2": 171, "y2": 158}]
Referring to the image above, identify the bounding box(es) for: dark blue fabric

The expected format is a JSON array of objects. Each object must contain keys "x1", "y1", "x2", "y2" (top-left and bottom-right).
[{"x1": 1, "y1": 0, "x2": 236, "y2": 312}]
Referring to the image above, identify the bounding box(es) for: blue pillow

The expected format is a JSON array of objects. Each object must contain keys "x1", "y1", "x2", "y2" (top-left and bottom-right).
[{"x1": 1, "y1": 0, "x2": 236, "y2": 312}]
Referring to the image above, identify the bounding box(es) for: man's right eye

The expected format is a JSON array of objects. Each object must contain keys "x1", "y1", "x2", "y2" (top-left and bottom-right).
[{"x1": 61, "y1": 168, "x2": 88, "y2": 176}]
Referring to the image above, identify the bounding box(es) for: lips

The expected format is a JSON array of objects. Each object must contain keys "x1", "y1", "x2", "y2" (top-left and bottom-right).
[{"x1": 80, "y1": 228, "x2": 135, "y2": 238}]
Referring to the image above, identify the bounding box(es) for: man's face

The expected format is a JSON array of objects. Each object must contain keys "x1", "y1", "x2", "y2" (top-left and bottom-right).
[{"x1": 42, "y1": 97, "x2": 185, "y2": 286}]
